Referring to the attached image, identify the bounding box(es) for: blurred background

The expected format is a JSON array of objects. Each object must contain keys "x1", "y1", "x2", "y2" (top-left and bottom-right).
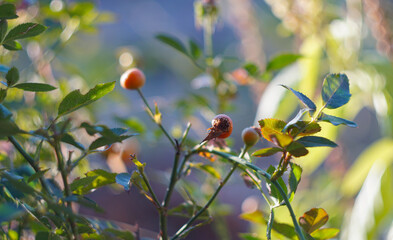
[{"x1": 1, "y1": 0, "x2": 393, "y2": 239}]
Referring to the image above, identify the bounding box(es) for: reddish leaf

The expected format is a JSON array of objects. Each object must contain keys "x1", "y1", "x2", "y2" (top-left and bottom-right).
[{"x1": 299, "y1": 208, "x2": 329, "y2": 234}]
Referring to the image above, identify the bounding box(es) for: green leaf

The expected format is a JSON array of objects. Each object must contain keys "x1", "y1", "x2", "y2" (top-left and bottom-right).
[
  {"x1": 284, "y1": 108, "x2": 312, "y2": 132},
  {"x1": 3, "y1": 40, "x2": 22, "y2": 50},
  {"x1": 287, "y1": 121, "x2": 321, "y2": 137},
  {"x1": 319, "y1": 113, "x2": 357, "y2": 128},
  {"x1": 297, "y1": 136, "x2": 337, "y2": 148},
  {"x1": 281, "y1": 85, "x2": 316, "y2": 112},
  {"x1": 288, "y1": 163, "x2": 302, "y2": 201},
  {"x1": 286, "y1": 141, "x2": 308, "y2": 157},
  {"x1": 36, "y1": 232, "x2": 62, "y2": 240},
  {"x1": 0, "y1": 19, "x2": 8, "y2": 42},
  {"x1": 61, "y1": 133, "x2": 85, "y2": 150},
  {"x1": 239, "y1": 233, "x2": 263, "y2": 240},
  {"x1": 156, "y1": 34, "x2": 187, "y2": 56},
  {"x1": 115, "y1": 173, "x2": 131, "y2": 191},
  {"x1": 266, "y1": 53, "x2": 302, "y2": 72},
  {"x1": 89, "y1": 135, "x2": 133, "y2": 150},
  {"x1": 27, "y1": 169, "x2": 49, "y2": 183},
  {"x1": 5, "y1": 67, "x2": 18, "y2": 87},
  {"x1": 239, "y1": 210, "x2": 265, "y2": 225},
  {"x1": 266, "y1": 166, "x2": 288, "y2": 204},
  {"x1": 0, "y1": 4, "x2": 18, "y2": 19},
  {"x1": 299, "y1": 208, "x2": 329, "y2": 234},
  {"x1": 0, "y1": 89, "x2": 6, "y2": 102},
  {"x1": 70, "y1": 176, "x2": 97, "y2": 192},
  {"x1": 189, "y1": 162, "x2": 221, "y2": 179},
  {"x1": 168, "y1": 202, "x2": 210, "y2": 220},
  {"x1": 252, "y1": 147, "x2": 282, "y2": 157},
  {"x1": 13, "y1": 83, "x2": 56, "y2": 92},
  {"x1": 4, "y1": 23, "x2": 46, "y2": 41},
  {"x1": 115, "y1": 116, "x2": 146, "y2": 134},
  {"x1": 64, "y1": 195, "x2": 104, "y2": 213},
  {"x1": 130, "y1": 170, "x2": 148, "y2": 192},
  {"x1": 189, "y1": 39, "x2": 202, "y2": 59},
  {"x1": 243, "y1": 62, "x2": 260, "y2": 77},
  {"x1": 58, "y1": 81, "x2": 115, "y2": 117},
  {"x1": 0, "y1": 119, "x2": 24, "y2": 137},
  {"x1": 71, "y1": 169, "x2": 116, "y2": 195},
  {"x1": 310, "y1": 228, "x2": 339, "y2": 240},
  {"x1": 0, "y1": 203, "x2": 23, "y2": 223},
  {"x1": 321, "y1": 73, "x2": 351, "y2": 109}
]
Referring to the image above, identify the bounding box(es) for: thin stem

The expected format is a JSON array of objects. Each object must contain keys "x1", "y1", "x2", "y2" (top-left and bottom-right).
[
  {"x1": 267, "y1": 208, "x2": 274, "y2": 240},
  {"x1": 203, "y1": 17, "x2": 213, "y2": 59},
  {"x1": 172, "y1": 146, "x2": 249, "y2": 239},
  {"x1": 136, "y1": 88, "x2": 176, "y2": 149},
  {"x1": 163, "y1": 141, "x2": 181, "y2": 208},
  {"x1": 271, "y1": 180, "x2": 305, "y2": 240},
  {"x1": 8, "y1": 136, "x2": 51, "y2": 195},
  {"x1": 139, "y1": 168, "x2": 161, "y2": 208},
  {"x1": 53, "y1": 142, "x2": 79, "y2": 240}
]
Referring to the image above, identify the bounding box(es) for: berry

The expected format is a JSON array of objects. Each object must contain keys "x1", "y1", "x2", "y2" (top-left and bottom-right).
[
  {"x1": 241, "y1": 126, "x2": 261, "y2": 147},
  {"x1": 202, "y1": 114, "x2": 233, "y2": 142},
  {"x1": 120, "y1": 68, "x2": 146, "y2": 90}
]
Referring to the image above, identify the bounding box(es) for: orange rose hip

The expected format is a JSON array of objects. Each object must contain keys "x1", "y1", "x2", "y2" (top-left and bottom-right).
[{"x1": 120, "y1": 68, "x2": 146, "y2": 90}]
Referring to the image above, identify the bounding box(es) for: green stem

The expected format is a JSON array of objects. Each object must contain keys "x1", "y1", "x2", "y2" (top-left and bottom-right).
[
  {"x1": 163, "y1": 141, "x2": 181, "y2": 208},
  {"x1": 137, "y1": 88, "x2": 176, "y2": 149},
  {"x1": 271, "y1": 180, "x2": 305, "y2": 240},
  {"x1": 267, "y1": 208, "x2": 274, "y2": 240},
  {"x1": 139, "y1": 168, "x2": 161, "y2": 208},
  {"x1": 172, "y1": 146, "x2": 248, "y2": 239},
  {"x1": 8, "y1": 136, "x2": 51, "y2": 195},
  {"x1": 53, "y1": 142, "x2": 79, "y2": 240}
]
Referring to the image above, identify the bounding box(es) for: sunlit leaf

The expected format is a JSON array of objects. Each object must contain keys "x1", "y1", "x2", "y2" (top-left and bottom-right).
[
  {"x1": 189, "y1": 162, "x2": 221, "y2": 179},
  {"x1": 299, "y1": 208, "x2": 329, "y2": 234},
  {"x1": 319, "y1": 113, "x2": 357, "y2": 128},
  {"x1": 266, "y1": 166, "x2": 287, "y2": 204},
  {"x1": 57, "y1": 81, "x2": 115, "y2": 117},
  {"x1": 259, "y1": 119, "x2": 293, "y2": 147},
  {"x1": 71, "y1": 169, "x2": 116, "y2": 195},
  {"x1": 2, "y1": 40, "x2": 22, "y2": 50},
  {"x1": 310, "y1": 228, "x2": 339, "y2": 240},
  {"x1": 288, "y1": 163, "x2": 302, "y2": 201},
  {"x1": 284, "y1": 108, "x2": 312, "y2": 132},
  {"x1": 239, "y1": 210, "x2": 265, "y2": 225},
  {"x1": 287, "y1": 121, "x2": 321, "y2": 137},
  {"x1": 252, "y1": 147, "x2": 282, "y2": 157},
  {"x1": 266, "y1": 53, "x2": 302, "y2": 72},
  {"x1": 13, "y1": 83, "x2": 56, "y2": 92},
  {"x1": 321, "y1": 73, "x2": 351, "y2": 109}
]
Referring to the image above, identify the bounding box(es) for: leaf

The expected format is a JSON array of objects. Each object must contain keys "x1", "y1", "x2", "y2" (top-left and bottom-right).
[
  {"x1": 156, "y1": 34, "x2": 187, "y2": 56},
  {"x1": 61, "y1": 133, "x2": 85, "y2": 150},
  {"x1": 71, "y1": 169, "x2": 117, "y2": 195},
  {"x1": 70, "y1": 176, "x2": 97, "y2": 192},
  {"x1": 0, "y1": 4, "x2": 18, "y2": 19},
  {"x1": 319, "y1": 113, "x2": 357, "y2": 128},
  {"x1": 64, "y1": 195, "x2": 104, "y2": 213},
  {"x1": 130, "y1": 170, "x2": 148, "y2": 192},
  {"x1": 89, "y1": 135, "x2": 133, "y2": 151},
  {"x1": 321, "y1": 73, "x2": 351, "y2": 109},
  {"x1": 297, "y1": 136, "x2": 337, "y2": 148},
  {"x1": 287, "y1": 121, "x2": 321, "y2": 137},
  {"x1": 0, "y1": 119, "x2": 24, "y2": 137},
  {"x1": 0, "y1": 203, "x2": 23, "y2": 223},
  {"x1": 288, "y1": 163, "x2": 302, "y2": 201},
  {"x1": 259, "y1": 119, "x2": 293, "y2": 147},
  {"x1": 3, "y1": 40, "x2": 22, "y2": 50},
  {"x1": 168, "y1": 202, "x2": 210, "y2": 220},
  {"x1": 0, "y1": 89, "x2": 6, "y2": 102},
  {"x1": 286, "y1": 142, "x2": 308, "y2": 157},
  {"x1": 189, "y1": 39, "x2": 202, "y2": 59},
  {"x1": 266, "y1": 166, "x2": 288, "y2": 204},
  {"x1": 239, "y1": 210, "x2": 265, "y2": 225},
  {"x1": 310, "y1": 228, "x2": 339, "y2": 240},
  {"x1": 281, "y1": 85, "x2": 316, "y2": 112},
  {"x1": 115, "y1": 116, "x2": 146, "y2": 134},
  {"x1": 0, "y1": 19, "x2": 8, "y2": 42},
  {"x1": 13, "y1": 83, "x2": 56, "y2": 92},
  {"x1": 4, "y1": 23, "x2": 46, "y2": 41},
  {"x1": 266, "y1": 53, "x2": 302, "y2": 72},
  {"x1": 57, "y1": 81, "x2": 115, "y2": 117},
  {"x1": 189, "y1": 163, "x2": 221, "y2": 179},
  {"x1": 5, "y1": 67, "x2": 18, "y2": 87},
  {"x1": 239, "y1": 233, "x2": 263, "y2": 240},
  {"x1": 299, "y1": 208, "x2": 329, "y2": 234},
  {"x1": 27, "y1": 169, "x2": 49, "y2": 183},
  {"x1": 243, "y1": 62, "x2": 260, "y2": 77},
  {"x1": 115, "y1": 173, "x2": 131, "y2": 191},
  {"x1": 284, "y1": 108, "x2": 312, "y2": 132},
  {"x1": 252, "y1": 147, "x2": 282, "y2": 157}
]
